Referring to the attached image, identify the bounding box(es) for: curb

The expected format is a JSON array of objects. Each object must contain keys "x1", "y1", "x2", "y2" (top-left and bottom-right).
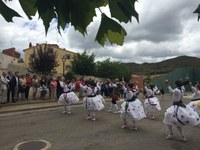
[
  {"x1": 1, "y1": 100, "x2": 56, "y2": 106},
  {"x1": 0, "y1": 99, "x2": 113, "y2": 114},
  {"x1": 0, "y1": 104, "x2": 62, "y2": 114}
]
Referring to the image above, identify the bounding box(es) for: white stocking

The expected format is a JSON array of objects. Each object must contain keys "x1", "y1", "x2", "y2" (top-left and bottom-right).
[
  {"x1": 176, "y1": 126, "x2": 184, "y2": 137},
  {"x1": 114, "y1": 104, "x2": 119, "y2": 111},
  {"x1": 167, "y1": 125, "x2": 173, "y2": 135}
]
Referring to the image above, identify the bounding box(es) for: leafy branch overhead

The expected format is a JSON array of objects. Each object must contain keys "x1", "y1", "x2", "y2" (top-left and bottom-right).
[
  {"x1": 1, "y1": 1, "x2": 200, "y2": 46},
  {"x1": 194, "y1": 4, "x2": 200, "y2": 21},
  {"x1": 0, "y1": 0, "x2": 138, "y2": 46}
]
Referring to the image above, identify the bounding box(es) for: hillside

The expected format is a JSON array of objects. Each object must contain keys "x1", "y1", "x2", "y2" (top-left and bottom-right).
[{"x1": 124, "y1": 55, "x2": 200, "y2": 75}]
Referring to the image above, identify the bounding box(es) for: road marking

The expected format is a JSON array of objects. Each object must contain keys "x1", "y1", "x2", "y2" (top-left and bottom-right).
[{"x1": 13, "y1": 139, "x2": 52, "y2": 150}]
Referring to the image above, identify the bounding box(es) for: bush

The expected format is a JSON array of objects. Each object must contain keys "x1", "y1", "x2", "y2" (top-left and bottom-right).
[{"x1": 64, "y1": 71, "x2": 75, "y2": 80}]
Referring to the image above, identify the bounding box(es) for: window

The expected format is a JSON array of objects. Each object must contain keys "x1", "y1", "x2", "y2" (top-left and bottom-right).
[{"x1": 67, "y1": 54, "x2": 70, "y2": 59}]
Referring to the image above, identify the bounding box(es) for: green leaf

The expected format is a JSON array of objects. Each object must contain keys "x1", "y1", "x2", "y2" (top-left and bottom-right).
[
  {"x1": 108, "y1": 0, "x2": 139, "y2": 23},
  {"x1": 55, "y1": 0, "x2": 107, "y2": 35},
  {"x1": 19, "y1": 0, "x2": 37, "y2": 19},
  {"x1": 0, "y1": 0, "x2": 21, "y2": 22},
  {"x1": 35, "y1": 0, "x2": 56, "y2": 34},
  {"x1": 54, "y1": 0, "x2": 71, "y2": 30},
  {"x1": 70, "y1": 0, "x2": 96, "y2": 35},
  {"x1": 194, "y1": 4, "x2": 200, "y2": 21},
  {"x1": 70, "y1": 0, "x2": 106, "y2": 35},
  {"x1": 95, "y1": 13, "x2": 127, "y2": 46}
]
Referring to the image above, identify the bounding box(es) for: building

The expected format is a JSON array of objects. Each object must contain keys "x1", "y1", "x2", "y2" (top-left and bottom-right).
[
  {"x1": 0, "y1": 52, "x2": 20, "y2": 75},
  {"x1": 23, "y1": 43, "x2": 76, "y2": 75},
  {"x1": 130, "y1": 74, "x2": 144, "y2": 91},
  {"x1": 2, "y1": 47, "x2": 20, "y2": 58}
]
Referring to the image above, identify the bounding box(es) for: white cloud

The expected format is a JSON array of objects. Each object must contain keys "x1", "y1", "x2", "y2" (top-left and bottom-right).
[{"x1": 0, "y1": 0, "x2": 200, "y2": 63}]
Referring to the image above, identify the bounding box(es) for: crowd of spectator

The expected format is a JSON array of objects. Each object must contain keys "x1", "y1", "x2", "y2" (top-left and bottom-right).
[{"x1": 0, "y1": 71, "x2": 138, "y2": 105}]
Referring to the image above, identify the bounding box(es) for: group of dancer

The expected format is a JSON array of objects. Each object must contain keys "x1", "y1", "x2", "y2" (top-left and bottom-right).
[{"x1": 57, "y1": 79, "x2": 200, "y2": 142}]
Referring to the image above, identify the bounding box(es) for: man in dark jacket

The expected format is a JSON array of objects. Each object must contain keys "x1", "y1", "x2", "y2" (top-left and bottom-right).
[{"x1": 6, "y1": 71, "x2": 17, "y2": 103}]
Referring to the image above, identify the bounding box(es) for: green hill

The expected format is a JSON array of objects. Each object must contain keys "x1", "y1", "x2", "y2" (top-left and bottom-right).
[{"x1": 124, "y1": 55, "x2": 200, "y2": 75}]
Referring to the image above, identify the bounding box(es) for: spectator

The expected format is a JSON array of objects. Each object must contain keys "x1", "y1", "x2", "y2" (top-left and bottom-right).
[
  {"x1": 14, "y1": 71, "x2": 20, "y2": 101},
  {"x1": 39, "y1": 75, "x2": 48, "y2": 100},
  {"x1": 0, "y1": 72, "x2": 9, "y2": 104},
  {"x1": 32, "y1": 75, "x2": 39, "y2": 100},
  {"x1": 18, "y1": 74, "x2": 26, "y2": 101},
  {"x1": 50, "y1": 77, "x2": 57, "y2": 101},
  {"x1": 25, "y1": 73, "x2": 32, "y2": 100},
  {"x1": 6, "y1": 71, "x2": 17, "y2": 103},
  {"x1": 46, "y1": 75, "x2": 52, "y2": 99}
]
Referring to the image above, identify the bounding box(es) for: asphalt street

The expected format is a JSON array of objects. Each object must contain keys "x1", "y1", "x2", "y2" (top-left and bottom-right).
[{"x1": 0, "y1": 94, "x2": 200, "y2": 150}]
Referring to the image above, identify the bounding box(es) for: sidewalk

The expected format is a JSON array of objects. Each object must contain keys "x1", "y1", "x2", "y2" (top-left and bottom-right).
[
  {"x1": 0, "y1": 97, "x2": 112, "y2": 114},
  {"x1": 0, "y1": 100, "x2": 62, "y2": 114}
]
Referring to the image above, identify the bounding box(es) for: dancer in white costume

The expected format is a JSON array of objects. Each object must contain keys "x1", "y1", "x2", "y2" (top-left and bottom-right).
[
  {"x1": 144, "y1": 84, "x2": 161, "y2": 119},
  {"x1": 120, "y1": 83, "x2": 146, "y2": 130},
  {"x1": 187, "y1": 82, "x2": 200, "y2": 116},
  {"x1": 163, "y1": 80, "x2": 200, "y2": 142},
  {"x1": 80, "y1": 82, "x2": 105, "y2": 121},
  {"x1": 58, "y1": 82, "x2": 79, "y2": 114},
  {"x1": 108, "y1": 82, "x2": 121, "y2": 113}
]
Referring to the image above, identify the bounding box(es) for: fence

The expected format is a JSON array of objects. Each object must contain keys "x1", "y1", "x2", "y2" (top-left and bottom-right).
[{"x1": 153, "y1": 67, "x2": 200, "y2": 93}]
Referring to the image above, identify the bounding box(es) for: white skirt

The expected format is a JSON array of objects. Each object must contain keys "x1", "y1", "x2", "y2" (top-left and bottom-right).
[
  {"x1": 187, "y1": 100, "x2": 200, "y2": 116},
  {"x1": 163, "y1": 105, "x2": 200, "y2": 126},
  {"x1": 83, "y1": 95, "x2": 105, "y2": 111},
  {"x1": 58, "y1": 92, "x2": 79, "y2": 105},
  {"x1": 120, "y1": 99, "x2": 146, "y2": 120},
  {"x1": 144, "y1": 97, "x2": 161, "y2": 113}
]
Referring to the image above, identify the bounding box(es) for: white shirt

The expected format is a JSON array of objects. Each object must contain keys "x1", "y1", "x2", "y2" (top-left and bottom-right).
[
  {"x1": 167, "y1": 86, "x2": 183, "y2": 102},
  {"x1": 145, "y1": 86, "x2": 154, "y2": 97},
  {"x1": 0, "y1": 76, "x2": 9, "y2": 90},
  {"x1": 63, "y1": 84, "x2": 70, "y2": 93},
  {"x1": 80, "y1": 83, "x2": 98, "y2": 96},
  {"x1": 191, "y1": 85, "x2": 200, "y2": 100},
  {"x1": 15, "y1": 76, "x2": 19, "y2": 86},
  {"x1": 126, "y1": 90, "x2": 134, "y2": 100}
]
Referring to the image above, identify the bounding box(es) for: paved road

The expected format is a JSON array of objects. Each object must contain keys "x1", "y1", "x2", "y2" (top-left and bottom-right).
[{"x1": 0, "y1": 94, "x2": 200, "y2": 150}]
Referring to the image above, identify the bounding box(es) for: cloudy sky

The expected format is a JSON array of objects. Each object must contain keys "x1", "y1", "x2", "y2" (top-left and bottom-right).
[{"x1": 0, "y1": 0, "x2": 200, "y2": 63}]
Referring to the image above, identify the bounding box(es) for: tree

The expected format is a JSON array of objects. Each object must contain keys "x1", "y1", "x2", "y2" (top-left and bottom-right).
[
  {"x1": 1, "y1": 1, "x2": 200, "y2": 46},
  {"x1": 64, "y1": 71, "x2": 75, "y2": 81},
  {"x1": 0, "y1": 0, "x2": 138, "y2": 46},
  {"x1": 194, "y1": 4, "x2": 200, "y2": 21},
  {"x1": 71, "y1": 50, "x2": 96, "y2": 76},
  {"x1": 96, "y1": 58, "x2": 131, "y2": 81},
  {"x1": 29, "y1": 44, "x2": 58, "y2": 75},
  {"x1": 143, "y1": 74, "x2": 152, "y2": 85},
  {"x1": 17, "y1": 58, "x2": 24, "y2": 63}
]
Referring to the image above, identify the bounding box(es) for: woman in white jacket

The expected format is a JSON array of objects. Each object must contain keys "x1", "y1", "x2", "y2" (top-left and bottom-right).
[
  {"x1": 0, "y1": 72, "x2": 9, "y2": 104},
  {"x1": 120, "y1": 83, "x2": 146, "y2": 130},
  {"x1": 187, "y1": 82, "x2": 200, "y2": 116},
  {"x1": 163, "y1": 80, "x2": 200, "y2": 142},
  {"x1": 80, "y1": 82, "x2": 105, "y2": 121},
  {"x1": 58, "y1": 81, "x2": 79, "y2": 114},
  {"x1": 144, "y1": 84, "x2": 161, "y2": 119}
]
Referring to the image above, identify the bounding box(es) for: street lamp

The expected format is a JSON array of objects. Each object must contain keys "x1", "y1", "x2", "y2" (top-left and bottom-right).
[{"x1": 62, "y1": 55, "x2": 67, "y2": 76}]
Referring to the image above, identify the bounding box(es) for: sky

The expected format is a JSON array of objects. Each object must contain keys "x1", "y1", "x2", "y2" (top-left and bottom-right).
[{"x1": 0, "y1": 0, "x2": 200, "y2": 64}]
